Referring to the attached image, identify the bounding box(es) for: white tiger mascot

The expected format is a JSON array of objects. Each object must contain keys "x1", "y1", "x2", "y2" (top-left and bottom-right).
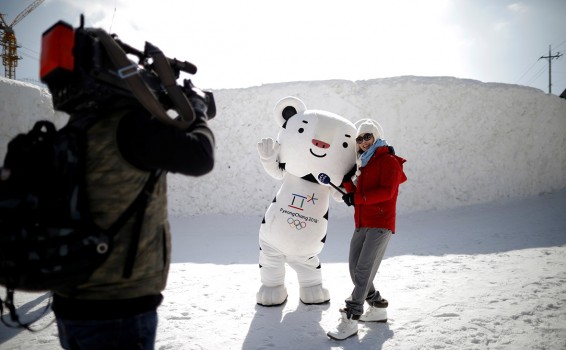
[{"x1": 256, "y1": 96, "x2": 357, "y2": 306}]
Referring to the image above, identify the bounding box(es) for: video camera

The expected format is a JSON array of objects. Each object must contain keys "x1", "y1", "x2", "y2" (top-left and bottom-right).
[{"x1": 40, "y1": 15, "x2": 215, "y2": 127}]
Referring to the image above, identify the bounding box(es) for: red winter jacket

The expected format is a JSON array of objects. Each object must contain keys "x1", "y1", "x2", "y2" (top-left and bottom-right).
[{"x1": 343, "y1": 146, "x2": 407, "y2": 233}]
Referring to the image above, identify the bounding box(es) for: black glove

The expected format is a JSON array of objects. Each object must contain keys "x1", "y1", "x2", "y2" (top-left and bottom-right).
[
  {"x1": 185, "y1": 80, "x2": 216, "y2": 120},
  {"x1": 342, "y1": 192, "x2": 355, "y2": 206},
  {"x1": 189, "y1": 96, "x2": 209, "y2": 120}
]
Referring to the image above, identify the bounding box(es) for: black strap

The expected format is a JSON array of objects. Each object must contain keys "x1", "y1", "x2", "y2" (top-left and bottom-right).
[
  {"x1": 120, "y1": 169, "x2": 163, "y2": 278},
  {"x1": 104, "y1": 170, "x2": 162, "y2": 238}
]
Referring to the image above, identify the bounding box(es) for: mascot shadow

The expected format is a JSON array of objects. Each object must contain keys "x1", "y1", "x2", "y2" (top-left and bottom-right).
[
  {"x1": 242, "y1": 301, "x2": 331, "y2": 350},
  {"x1": 242, "y1": 301, "x2": 394, "y2": 349}
]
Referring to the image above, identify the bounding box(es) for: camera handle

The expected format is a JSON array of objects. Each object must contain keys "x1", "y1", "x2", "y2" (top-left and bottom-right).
[{"x1": 92, "y1": 29, "x2": 194, "y2": 130}]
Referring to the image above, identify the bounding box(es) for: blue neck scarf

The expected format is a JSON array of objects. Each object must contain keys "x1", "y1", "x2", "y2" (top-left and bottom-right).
[{"x1": 360, "y1": 139, "x2": 387, "y2": 167}]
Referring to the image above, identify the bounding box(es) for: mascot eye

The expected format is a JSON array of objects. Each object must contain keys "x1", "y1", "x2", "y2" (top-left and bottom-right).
[
  {"x1": 298, "y1": 128, "x2": 304, "y2": 133},
  {"x1": 343, "y1": 142, "x2": 348, "y2": 148}
]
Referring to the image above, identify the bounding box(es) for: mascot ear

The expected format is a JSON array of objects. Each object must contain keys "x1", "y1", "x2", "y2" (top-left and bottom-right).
[{"x1": 273, "y1": 96, "x2": 307, "y2": 128}]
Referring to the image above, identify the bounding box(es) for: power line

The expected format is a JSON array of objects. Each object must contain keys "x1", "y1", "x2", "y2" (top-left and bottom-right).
[
  {"x1": 550, "y1": 28, "x2": 566, "y2": 51},
  {"x1": 525, "y1": 64, "x2": 547, "y2": 86},
  {"x1": 19, "y1": 44, "x2": 39, "y2": 55},
  {"x1": 20, "y1": 51, "x2": 38, "y2": 61},
  {"x1": 554, "y1": 39, "x2": 566, "y2": 51},
  {"x1": 515, "y1": 59, "x2": 539, "y2": 84}
]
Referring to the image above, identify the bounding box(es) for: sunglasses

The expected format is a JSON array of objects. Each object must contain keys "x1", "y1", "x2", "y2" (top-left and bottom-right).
[{"x1": 356, "y1": 133, "x2": 373, "y2": 144}]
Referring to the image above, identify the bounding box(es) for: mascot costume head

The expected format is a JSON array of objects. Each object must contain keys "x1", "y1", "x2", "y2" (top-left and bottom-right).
[
  {"x1": 256, "y1": 96, "x2": 357, "y2": 306},
  {"x1": 273, "y1": 96, "x2": 357, "y2": 185}
]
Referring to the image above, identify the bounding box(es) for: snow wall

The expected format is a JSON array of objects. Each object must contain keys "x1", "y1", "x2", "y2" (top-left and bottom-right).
[{"x1": 1, "y1": 76, "x2": 565, "y2": 218}]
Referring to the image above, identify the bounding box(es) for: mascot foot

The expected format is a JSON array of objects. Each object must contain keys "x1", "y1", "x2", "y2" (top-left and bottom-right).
[
  {"x1": 256, "y1": 285, "x2": 288, "y2": 306},
  {"x1": 300, "y1": 284, "x2": 330, "y2": 305}
]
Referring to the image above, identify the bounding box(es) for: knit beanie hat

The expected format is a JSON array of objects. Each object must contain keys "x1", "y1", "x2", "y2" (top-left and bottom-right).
[
  {"x1": 355, "y1": 119, "x2": 384, "y2": 152},
  {"x1": 353, "y1": 119, "x2": 385, "y2": 177}
]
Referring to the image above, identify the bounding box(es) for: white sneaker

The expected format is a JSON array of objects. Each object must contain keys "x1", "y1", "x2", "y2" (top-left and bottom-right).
[
  {"x1": 327, "y1": 311, "x2": 358, "y2": 340},
  {"x1": 359, "y1": 306, "x2": 388, "y2": 322}
]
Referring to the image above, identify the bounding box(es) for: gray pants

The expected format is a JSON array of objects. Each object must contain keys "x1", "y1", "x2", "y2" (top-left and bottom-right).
[{"x1": 345, "y1": 228, "x2": 392, "y2": 315}]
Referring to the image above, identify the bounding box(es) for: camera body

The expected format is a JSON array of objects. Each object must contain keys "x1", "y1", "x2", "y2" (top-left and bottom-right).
[{"x1": 40, "y1": 18, "x2": 215, "y2": 121}]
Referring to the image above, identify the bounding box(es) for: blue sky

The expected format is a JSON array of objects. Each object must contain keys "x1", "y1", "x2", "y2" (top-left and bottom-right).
[{"x1": 1, "y1": 0, "x2": 565, "y2": 94}]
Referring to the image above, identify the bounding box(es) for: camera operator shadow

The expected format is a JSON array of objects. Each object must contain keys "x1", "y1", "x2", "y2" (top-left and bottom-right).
[{"x1": 0, "y1": 291, "x2": 53, "y2": 341}]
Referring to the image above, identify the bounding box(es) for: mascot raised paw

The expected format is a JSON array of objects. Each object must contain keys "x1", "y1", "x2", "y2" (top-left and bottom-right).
[{"x1": 256, "y1": 96, "x2": 357, "y2": 306}]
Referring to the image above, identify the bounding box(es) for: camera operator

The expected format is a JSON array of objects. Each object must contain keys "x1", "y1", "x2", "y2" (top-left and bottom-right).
[{"x1": 50, "y1": 82, "x2": 215, "y2": 349}]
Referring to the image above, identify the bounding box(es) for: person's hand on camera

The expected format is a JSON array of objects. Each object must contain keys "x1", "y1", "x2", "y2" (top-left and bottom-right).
[
  {"x1": 189, "y1": 96, "x2": 209, "y2": 120},
  {"x1": 257, "y1": 138, "x2": 280, "y2": 161},
  {"x1": 342, "y1": 192, "x2": 355, "y2": 206},
  {"x1": 183, "y1": 80, "x2": 215, "y2": 121}
]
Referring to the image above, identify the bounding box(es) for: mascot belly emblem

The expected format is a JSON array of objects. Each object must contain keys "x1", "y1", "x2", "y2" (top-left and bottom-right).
[{"x1": 256, "y1": 96, "x2": 357, "y2": 306}]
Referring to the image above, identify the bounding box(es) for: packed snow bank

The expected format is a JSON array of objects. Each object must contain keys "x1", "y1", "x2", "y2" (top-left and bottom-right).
[{"x1": 1, "y1": 76, "x2": 565, "y2": 217}]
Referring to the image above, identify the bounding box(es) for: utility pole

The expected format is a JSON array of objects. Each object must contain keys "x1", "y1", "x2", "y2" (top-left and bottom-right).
[{"x1": 539, "y1": 45, "x2": 563, "y2": 94}]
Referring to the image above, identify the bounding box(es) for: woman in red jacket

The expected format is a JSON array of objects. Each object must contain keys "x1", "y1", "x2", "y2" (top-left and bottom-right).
[{"x1": 327, "y1": 119, "x2": 407, "y2": 340}]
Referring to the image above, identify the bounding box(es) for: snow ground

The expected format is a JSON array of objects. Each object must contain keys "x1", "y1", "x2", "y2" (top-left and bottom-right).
[{"x1": 1, "y1": 189, "x2": 565, "y2": 350}]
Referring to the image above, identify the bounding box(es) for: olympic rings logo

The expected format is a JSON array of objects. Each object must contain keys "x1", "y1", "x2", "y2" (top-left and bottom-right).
[{"x1": 287, "y1": 217, "x2": 307, "y2": 230}]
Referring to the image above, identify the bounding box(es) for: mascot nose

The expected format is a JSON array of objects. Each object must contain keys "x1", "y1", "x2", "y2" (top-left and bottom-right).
[{"x1": 312, "y1": 139, "x2": 330, "y2": 149}]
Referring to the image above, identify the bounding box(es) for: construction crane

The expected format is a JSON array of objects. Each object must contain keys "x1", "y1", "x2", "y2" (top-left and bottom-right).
[{"x1": 0, "y1": 0, "x2": 45, "y2": 79}]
